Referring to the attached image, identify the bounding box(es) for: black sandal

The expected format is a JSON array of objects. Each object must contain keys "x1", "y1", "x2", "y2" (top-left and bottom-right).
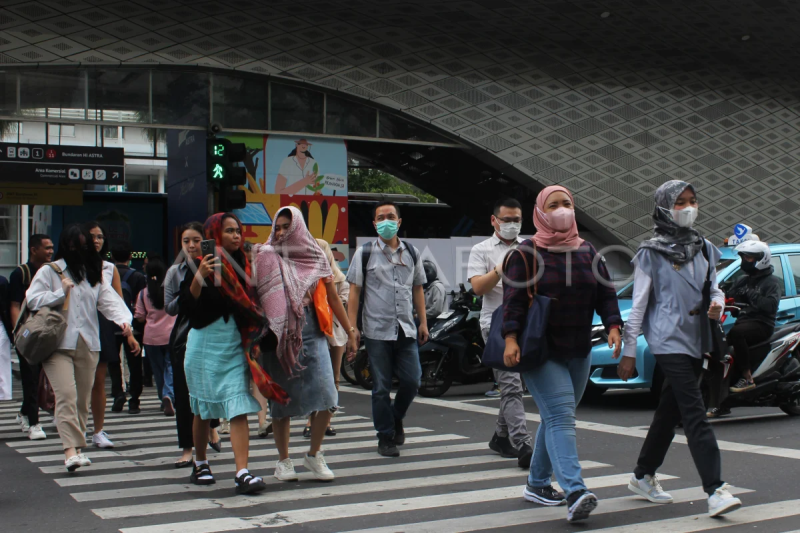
[
  {"x1": 190, "y1": 463, "x2": 216, "y2": 485},
  {"x1": 235, "y1": 470, "x2": 267, "y2": 495},
  {"x1": 175, "y1": 457, "x2": 193, "y2": 469},
  {"x1": 302, "y1": 426, "x2": 312, "y2": 439},
  {"x1": 325, "y1": 426, "x2": 336, "y2": 437}
]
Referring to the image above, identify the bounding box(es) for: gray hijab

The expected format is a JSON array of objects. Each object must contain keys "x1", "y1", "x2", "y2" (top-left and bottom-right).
[{"x1": 638, "y1": 180, "x2": 705, "y2": 264}]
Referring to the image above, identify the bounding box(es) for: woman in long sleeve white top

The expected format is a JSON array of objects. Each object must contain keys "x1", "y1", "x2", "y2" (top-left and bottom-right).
[
  {"x1": 26, "y1": 224, "x2": 136, "y2": 472},
  {"x1": 615, "y1": 180, "x2": 742, "y2": 518}
]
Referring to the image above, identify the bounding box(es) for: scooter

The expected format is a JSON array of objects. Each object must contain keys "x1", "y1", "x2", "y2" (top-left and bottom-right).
[
  {"x1": 417, "y1": 284, "x2": 493, "y2": 397},
  {"x1": 702, "y1": 301, "x2": 800, "y2": 417}
]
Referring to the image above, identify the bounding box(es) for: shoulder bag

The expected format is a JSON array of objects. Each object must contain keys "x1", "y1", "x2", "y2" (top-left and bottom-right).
[
  {"x1": 13, "y1": 263, "x2": 71, "y2": 365},
  {"x1": 482, "y1": 243, "x2": 551, "y2": 373},
  {"x1": 701, "y1": 242, "x2": 730, "y2": 362}
]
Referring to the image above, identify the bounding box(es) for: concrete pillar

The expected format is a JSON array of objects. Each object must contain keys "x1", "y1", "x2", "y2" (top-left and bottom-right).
[
  {"x1": 20, "y1": 204, "x2": 28, "y2": 264},
  {"x1": 157, "y1": 168, "x2": 165, "y2": 193}
]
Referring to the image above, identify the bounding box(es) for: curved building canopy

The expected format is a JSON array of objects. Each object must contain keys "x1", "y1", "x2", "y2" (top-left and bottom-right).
[{"x1": 2, "y1": 0, "x2": 800, "y2": 246}]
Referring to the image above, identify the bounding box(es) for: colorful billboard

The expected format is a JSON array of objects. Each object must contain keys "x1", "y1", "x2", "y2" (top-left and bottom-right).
[{"x1": 227, "y1": 134, "x2": 350, "y2": 268}]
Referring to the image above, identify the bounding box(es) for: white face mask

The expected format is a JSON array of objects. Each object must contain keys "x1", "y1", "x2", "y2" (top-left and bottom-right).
[
  {"x1": 497, "y1": 222, "x2": 521, "y2": 240},
  {"x1": 669, "y1": 206, "x2": 698, "y2": 228}
]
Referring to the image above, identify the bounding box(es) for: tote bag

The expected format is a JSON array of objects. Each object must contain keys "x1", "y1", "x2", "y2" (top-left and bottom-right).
[{"x1": 482, "y1": 244, "x2": 551, "y2": 373}]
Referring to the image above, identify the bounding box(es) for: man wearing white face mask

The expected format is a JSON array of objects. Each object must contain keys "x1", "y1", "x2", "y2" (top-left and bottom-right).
[{"x1": 468, "y1": 198, "x2": 533, "y2": 468}]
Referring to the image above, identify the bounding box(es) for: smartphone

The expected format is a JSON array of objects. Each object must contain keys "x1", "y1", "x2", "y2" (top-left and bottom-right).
[{"x1": 200, "y1": 239, "x2": 216, "y2": 258}]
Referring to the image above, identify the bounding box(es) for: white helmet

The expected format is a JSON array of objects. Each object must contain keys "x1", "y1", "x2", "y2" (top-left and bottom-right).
[{"x1": 735, "y1": 240, "x2": 771, "y2": 270}]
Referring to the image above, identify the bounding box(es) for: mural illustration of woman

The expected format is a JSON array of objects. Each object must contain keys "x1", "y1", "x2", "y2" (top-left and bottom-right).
[{"x1": 274, "y1": 139, "x2": 319, "y2": 195}]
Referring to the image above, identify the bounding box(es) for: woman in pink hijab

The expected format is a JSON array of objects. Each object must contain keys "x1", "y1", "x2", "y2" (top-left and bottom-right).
[{"x1": 500, "y1": 185, "x2": 623, "y2": 523}]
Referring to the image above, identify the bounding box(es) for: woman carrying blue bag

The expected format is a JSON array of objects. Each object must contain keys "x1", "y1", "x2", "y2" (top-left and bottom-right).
[{"x1": 501, "y1": 185, "x2": 623, "y2": 523}]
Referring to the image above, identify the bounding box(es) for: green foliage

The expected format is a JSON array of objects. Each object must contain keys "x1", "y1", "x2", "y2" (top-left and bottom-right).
[{"x1": 348, "y1": 168, "x2": 437, "y2": 203}]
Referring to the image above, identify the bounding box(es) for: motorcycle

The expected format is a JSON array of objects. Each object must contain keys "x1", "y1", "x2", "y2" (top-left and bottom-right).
[
  {"x1": 417, "y1": 284, "x2": 493, "y2": 397},
  {"x1": 702, "y1": 301, "x2": 800, "y2": 416}
]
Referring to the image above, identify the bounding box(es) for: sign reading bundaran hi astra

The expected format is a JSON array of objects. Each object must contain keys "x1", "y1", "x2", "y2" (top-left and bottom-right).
[{"x1": 0, "y1": 142, "x2": 125, "y2": 185}]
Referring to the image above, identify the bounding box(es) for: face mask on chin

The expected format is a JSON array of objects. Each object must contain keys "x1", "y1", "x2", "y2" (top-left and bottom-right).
[{"x1": 497, "y1": 221, "x2": 521, "y2": 240}]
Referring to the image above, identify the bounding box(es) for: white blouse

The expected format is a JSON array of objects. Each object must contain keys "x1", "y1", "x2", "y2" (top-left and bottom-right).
[{"x1": 26, "y1": 259, "x2": 132, "y2": 352}]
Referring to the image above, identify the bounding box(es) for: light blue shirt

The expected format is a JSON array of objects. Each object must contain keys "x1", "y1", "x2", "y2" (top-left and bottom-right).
[{"x1": 347, "y1": 239, "x2": 426, "y2": 341}]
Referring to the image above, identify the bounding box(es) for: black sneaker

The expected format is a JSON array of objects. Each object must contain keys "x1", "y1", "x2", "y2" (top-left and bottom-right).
[
  {"x1": 489, "y1": 433, "x2": 517, "y2": 458},
  {"x1": 111, "y1": 395, "x2": 127, "y2": 413},
  {"x1": 378, "y1": 437, "x2": 400, "y2": 457},
  {"x1": 523, "y1": 484, "x2": 566, "y2": 506},
  {"x1": 567, "y1": 489, "x2": 598, "y2": 522},
  {"x1": 190, "y1": 463, "x2": 216, "y2": 486},
  {"x1": 517, "y1": 443, "x2": 533, "y2": 469},
  {"x1": 706, "y1": 406, "x2": 731, "y2": 418},
  {"x1": 235, "y1": 470, "x2": 267, "y2": 495},
  {"x1": 394, "y1": 418, "x2": 405, "y2": 446},
  {"x1": 730, "y1": 378, "x2": 755, "y2": 393},
  {"x1": 128, "y1": 402, "x2": 141, "y2": 415}
]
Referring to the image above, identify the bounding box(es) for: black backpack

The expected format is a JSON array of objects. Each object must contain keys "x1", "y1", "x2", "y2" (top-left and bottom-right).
[
  {"x1": 357, "y1": 240, "x2": 418, "y2": 330},
  {"x1": 119, "y1": 268, "x2": 136, "y2": 312}
]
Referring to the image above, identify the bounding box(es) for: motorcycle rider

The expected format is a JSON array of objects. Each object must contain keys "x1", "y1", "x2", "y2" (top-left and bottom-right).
[
  {"x1": 422, "y1": 260, "x2": 447, "y2": 319},
  {"x1": 725, "y1": 240, "x2": 780, "y2": 393}
]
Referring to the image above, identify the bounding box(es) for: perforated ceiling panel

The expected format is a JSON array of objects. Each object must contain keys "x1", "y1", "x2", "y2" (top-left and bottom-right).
[{"x1": 3, "y1": 0, "x2": 800, "y2": 246}]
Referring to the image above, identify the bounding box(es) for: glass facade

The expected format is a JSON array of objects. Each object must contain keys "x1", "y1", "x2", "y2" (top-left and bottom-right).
[{"x1": 0, "y1": 67, "x2": 453, "y2": 145}]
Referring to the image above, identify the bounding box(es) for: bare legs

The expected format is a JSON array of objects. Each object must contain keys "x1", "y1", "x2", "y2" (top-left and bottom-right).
[
  {"x1": 276, "y1": 410, "x2": 332, "y2": 460},
  {"x1": 193, "y1": 416, "x2": 210, "y2": 461},
  {"x1": 91, "y1": 362, "x2": 107, "y2": 435},
  {"x1": 229, "y1": 415, "x2": 250, "y2": 471}
]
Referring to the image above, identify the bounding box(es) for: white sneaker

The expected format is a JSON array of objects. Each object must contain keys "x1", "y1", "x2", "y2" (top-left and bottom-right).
[
  {"x1": 708, "y1": 483, "x2": 741, "y2": 517},
  {"x1": 274, "y1": 458, "x2": 299, "y2": 481},
  {"x1": 16, "y1": 413, "x2": 30, "y2": 432},
  {"x1": 304, "y1": 452, "x2": 335, "y2": 481},
  {"x1": 219, "y1": 419, "x2": 231, "y2": 435},
  {"x1": 28, "y1": 424, "x2": 47, "y2": 440},
  {"x1": 92, "y1": 431, "x2": 115, "y2": 448},
  {"x1": 77, "y1": 453, "x2": 92, "y2": 467},
  {"x1": 628, "y1": 474, "x2": 673, "y2": 503},
  {"x1": 65, "y1": 455, "x2": 82, "y2": 472}
]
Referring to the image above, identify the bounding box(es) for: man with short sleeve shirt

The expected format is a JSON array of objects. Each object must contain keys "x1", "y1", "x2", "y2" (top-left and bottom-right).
[
  {"x1": 347, "y1": 201, "x2": 428, "y2": 458},
  {"x1": 10, "y1": 234, "x2": 54, "y2": 440},
  {"x1": 468, "y1": 198, "x2": 533, "y2": 468}
]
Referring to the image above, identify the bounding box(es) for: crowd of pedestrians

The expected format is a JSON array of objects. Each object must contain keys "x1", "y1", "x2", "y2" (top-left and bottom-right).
[{"x1": 2, "y1": 185, "x2": 747, "y2": 521}]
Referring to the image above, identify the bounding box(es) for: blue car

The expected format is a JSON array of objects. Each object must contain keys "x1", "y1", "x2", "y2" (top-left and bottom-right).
[{"x1": 587, "y1": 243, "x2": 800, "y2": 400}]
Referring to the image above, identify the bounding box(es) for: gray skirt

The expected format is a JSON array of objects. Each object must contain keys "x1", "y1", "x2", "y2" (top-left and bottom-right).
[{"x1": 264, "y1": 307, "x2": 338, "y2": 419}]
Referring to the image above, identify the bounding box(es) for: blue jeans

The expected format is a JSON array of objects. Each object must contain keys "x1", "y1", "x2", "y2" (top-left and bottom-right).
[
  {"x1": 364, "y1": 331, "x2": 422, "y2": 440},
  {"x1": 145, "y1": 344, "x2": 174, "y2": 402},
  {"x1": 522, "y1": 356, "x2": 591, "y2": 497}
]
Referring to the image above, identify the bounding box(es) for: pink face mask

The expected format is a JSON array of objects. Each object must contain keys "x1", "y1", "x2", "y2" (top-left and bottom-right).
[{"x1": 539, "y1": 207, "x2": 575, "y2": 232}]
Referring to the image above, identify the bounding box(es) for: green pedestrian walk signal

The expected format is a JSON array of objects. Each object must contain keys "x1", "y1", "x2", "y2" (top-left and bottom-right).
[{"x1": 207, "y1": 137, "x2": 247, "y2": 211}]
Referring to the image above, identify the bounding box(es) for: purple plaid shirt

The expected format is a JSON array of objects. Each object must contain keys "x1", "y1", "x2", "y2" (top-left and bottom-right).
[{"x1": 501, "y1": 239, "x2": 622, "y2": 360}]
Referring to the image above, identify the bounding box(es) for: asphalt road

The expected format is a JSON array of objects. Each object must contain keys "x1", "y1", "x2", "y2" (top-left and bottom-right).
[{"x1": 1, "y1": 378, "x2": 799, "y2": 533}]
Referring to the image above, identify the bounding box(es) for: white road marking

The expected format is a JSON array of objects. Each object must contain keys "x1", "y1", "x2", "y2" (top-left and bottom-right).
[
  {"x1": 341, "y1": 389, "x2": 800, "y2": 460},
  {"x1": 38, "y1": 434, "x2": 466, "y2": 474},
  {"x1": 117, "y1": 472, "x2": 679, "y2": 533}
]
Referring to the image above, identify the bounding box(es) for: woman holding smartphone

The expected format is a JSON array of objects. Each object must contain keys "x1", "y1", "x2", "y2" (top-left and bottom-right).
[{"x1": 178, "y1": 213, "x2": 281, "y2": 493}]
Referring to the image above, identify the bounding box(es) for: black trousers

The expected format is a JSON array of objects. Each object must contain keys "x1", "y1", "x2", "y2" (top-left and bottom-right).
[
  {"x1": 171, "y1": 345, "x2": 218, "y2": 450},
  {"x1": 18, "y1": 353, "x2": 41, "y2": 425},
  {"x1": 116, "y1": 335, "x2": 142, "y2": 408},
  {"x1": 635, "y1": 354, "x2": 724, "y2": 496},
  {"x1": 727, "y1": 320, "x2": 773, "y2": 377}
]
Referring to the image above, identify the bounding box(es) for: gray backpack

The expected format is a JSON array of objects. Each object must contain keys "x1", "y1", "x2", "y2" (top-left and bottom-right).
[{"x1": 13, "y1": 263, "x2": 71, "y2": 365}]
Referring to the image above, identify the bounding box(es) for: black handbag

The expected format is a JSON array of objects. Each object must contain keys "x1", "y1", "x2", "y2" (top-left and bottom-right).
[
  {"x1": 482, "y1": 243, "x2": 551, "y2": 373},
  {"x1": 701, "y1": 243, "x2": 730, "y2": 362}
]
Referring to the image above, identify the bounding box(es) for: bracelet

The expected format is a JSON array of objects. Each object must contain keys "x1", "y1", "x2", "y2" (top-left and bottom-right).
[{"x1": 348, "y1": 326, "x2": 356, "y2": 333}]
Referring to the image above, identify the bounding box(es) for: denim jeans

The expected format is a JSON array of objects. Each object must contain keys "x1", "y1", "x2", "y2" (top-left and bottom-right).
[
  {"x1": 145, "y1": 344, "x2": 174, "y2": 402},
  {"x1": 364, "y1": 331, "x2": 422, "y2": 440},
  {"x1": 522, "y1": 356, "x2": 591, "y2": 497}
]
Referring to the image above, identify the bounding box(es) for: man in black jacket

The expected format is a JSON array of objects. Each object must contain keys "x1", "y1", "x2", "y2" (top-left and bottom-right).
[{"x1": 725, "y1": 240, "x2": 781, "y2": 393}]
